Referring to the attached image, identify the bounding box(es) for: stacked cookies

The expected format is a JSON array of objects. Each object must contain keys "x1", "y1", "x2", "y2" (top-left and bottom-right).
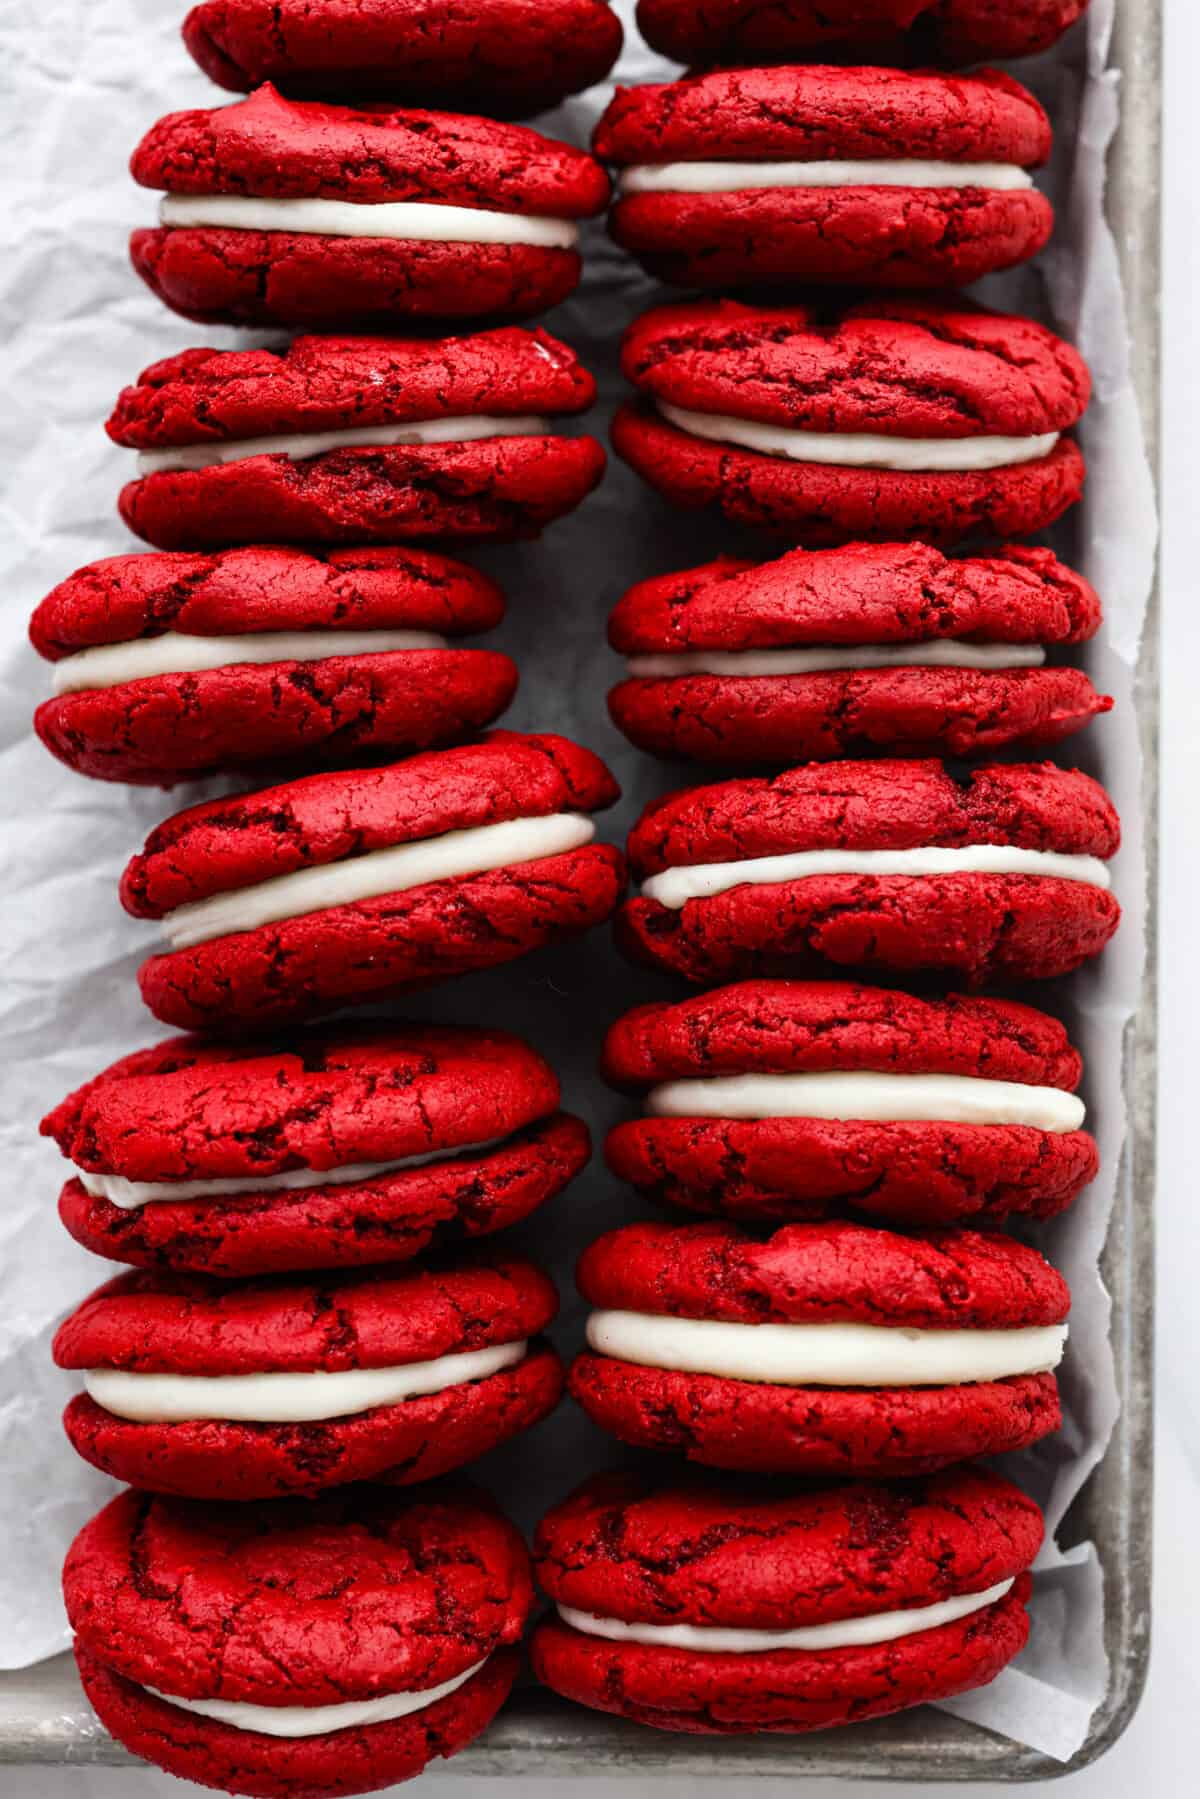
[
  {"x1": 31, "y1": 0, "x2": 1109, "y2": 1788},
  {"x1": 532, "y1": 0, "x2": 1111, "y2": 1746},
  {"x1": 34, "y1": 6, "x2": 626, "y2": 1792}
]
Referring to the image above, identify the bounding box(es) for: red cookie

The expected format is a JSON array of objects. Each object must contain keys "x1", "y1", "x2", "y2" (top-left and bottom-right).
[
  {"x1": 595, "y1": 66, "x2": 1052, "y2": 291},
  {"x1": 31, "y1": 546, "x2": 515, "y2": 786},
  {"x1": 569, "y1": 1219, "x2": 1069, "y2": 1476},
  {"x1": 636, "y1": 1, "x2": 1090, "y2": 67},
  {"x1": 131, "y1": 86, "x2": 609, "y2": 330},
  {"x1": 54, "y1": 1257, "x2": 563, "y2": 1499},
  {"x1": 108, "y1": 330, "x2": 604, "y2": 551},
  {"x1": 532, "y1": 1465, "x2": 1041, "y2": 1734},
  {"x1": 614, "y1": 297, "x2": 1088, "y2": 546},
  {"x1": 121, "y1": 732, "x2": 625, "y2": 1032},
  {"x1": 608, "y1": 541, "x2": 1109, "y2": 765},
  {"x1": 603, "y1": 980, "x2": 1097, "y2": 1227},
  {"x1": 66, "y1": 1482, "x2": 531, "y2": 1797},
  {"x1": 618, "y1": 758, "x2": 1120, "y2": 986},
  {"x1": 43, "y1": 1024, "x2": 589, "y2": 1278},
  {"x1": 184, "y1": 0, "x2": 623, "y2": 118}
]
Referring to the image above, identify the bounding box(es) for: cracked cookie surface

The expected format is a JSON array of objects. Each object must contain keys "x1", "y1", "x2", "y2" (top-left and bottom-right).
[
  {"x1": 66, "y1": 1481, "x2": 531, "y2": 1795},
  {"x1": 33, "y1": 545, "x2": 516, "y2": 785},
  {"x1": 569, "y1": 1219, "x2": 1067, "y2": 1475},
  {"x1": 607, "y1": 542, "x2": 1109, "y2": 763},
  {"x1": 596, "y1": 67, "x2": 1052, "y2": 290},
  {"x1": 108, "y1": 330, "x2": 604, "y2": 549},
  {"x1": 44, "y1": 1023, "x2": 590, "y2": 1275},
  {"x1": 601, "y1": 980, "x2": 1097, "y2": 1225},
  {"x1": 635, "y1": 1, "x2": 1089, "y2": 67},
  {"x1": 131, "y1": 86, "x2": 609, "y2": 328},
  {"x1": 55, "y1": 1259, "x2": 563, "y2": 1498},
  {"x1": 618, "y1": 757, "x2": 1120, "y2": 985},
  {"x1": 577, "y1": 1218, "x2": 1070, "y2": 1330},
  {"x1": 615, "y1": 298, "x2": 1088, "y2": 544},
  {"x1": 184, "y1": 0, "x2": 623, "y2": 117},
  {"x1": 531, "y1": 1464, "x2": 1041, "y2": 1732},
  {"x1": 119, "y1": 732, "x2": 625, "y2": 1031},
  {"x1": 534, "y1": 1464, "x2": 1042, "y2": 1623}
]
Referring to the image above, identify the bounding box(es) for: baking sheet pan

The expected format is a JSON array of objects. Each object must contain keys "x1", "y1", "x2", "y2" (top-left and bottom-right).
[{"x1": 0, "y1": 0, "x2": 1158, "y2": 1777}]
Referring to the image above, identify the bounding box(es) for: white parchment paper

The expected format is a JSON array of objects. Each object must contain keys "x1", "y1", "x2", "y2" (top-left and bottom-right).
[{"x1": 0, "y1": 0, "x2": 1154, "y2": 1766}]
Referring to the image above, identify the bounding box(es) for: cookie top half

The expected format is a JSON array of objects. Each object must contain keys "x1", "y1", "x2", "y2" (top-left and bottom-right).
[
  {"x1": 621, "y1": 298, "x2": 1089, "y2": 444},
  {"x1": 135, "y1": 85, "x2": 609, "y2": 218},
  {"x1": 535, "y1": 1463, "x2": 1042, "y2": 1630},
  {"x1": 66, "y1": 1481, "x2": 531, "y2": 1706},
  {"x1": 121, "y1": 731, "x2": 618, "y2": 921},
  {"x1": 595, "y1": 65, "x2": 1050, "y2": 171}
]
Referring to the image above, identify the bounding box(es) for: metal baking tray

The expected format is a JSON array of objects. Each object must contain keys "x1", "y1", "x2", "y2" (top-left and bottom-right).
[{"x1": 0, "y1": 0, "x2": 1159, "y2": 1779}]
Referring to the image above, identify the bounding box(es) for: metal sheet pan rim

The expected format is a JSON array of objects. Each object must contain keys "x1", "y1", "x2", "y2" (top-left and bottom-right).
[{"x1": 0, "y1": 0, "x2": 1159, "y2": 1778}]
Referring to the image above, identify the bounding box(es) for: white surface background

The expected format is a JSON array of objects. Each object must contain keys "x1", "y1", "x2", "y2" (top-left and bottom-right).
[{"x1": 4, "y1": 0, "x2": 1198, "y2": 1792}]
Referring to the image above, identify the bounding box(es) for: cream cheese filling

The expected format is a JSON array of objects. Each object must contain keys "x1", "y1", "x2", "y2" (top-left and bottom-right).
[
  {"x1": 141, "y1": 1657, "x2": 487, "y2": 1739},
  {"x1": 558, "y1": 1578, "x2": 1016, "y2": 1654},
  {"x1": 640, "y1": 843, "x2": 1111, "y2": 910},
  {"x1": 161, "y1": 812, "x2": 596, "y2": 951},
  {"x1": 76, "y1": 1135, "x2": 506, "y2": 1211},
  {"x1": 618, "y1": 159, "x2": 1035, "y2": 196},
  {"x1": 657, "y1": 400, "x2": 1059, "y2": 473},
  {"x1": 84, "y1": 1338, "x2": 529, "y2": 1423},
  {"x1": 136, "y1": 414, "x2": 553, "y2": 478},
  {"x1": 585, "y1": 1312, "x2": 1066, "y2": 1387},
  {"x1": 644, "y1": 1071, "x2": 1084, "y2": 1133},
  {"x1": 625, "y1": 642, "x2": 1046, "y2": 678},
  {"x1": 160, "y1": 192, "x2": 579, "y2": 249},
  {"x1": 52, "y1": 629, "x2": 448, "y2": 695}
]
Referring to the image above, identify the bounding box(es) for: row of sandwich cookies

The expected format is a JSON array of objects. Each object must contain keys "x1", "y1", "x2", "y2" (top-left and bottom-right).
[
  {"x1": 43, "y1": 4, "x2": 625, "y2": 1791},
  {"x1": 129, "y1": 58, "x2": 1061, "y2": 332},
  {"x1": 532, "y1": 0, "x2": 1105, "y2": 1749}
]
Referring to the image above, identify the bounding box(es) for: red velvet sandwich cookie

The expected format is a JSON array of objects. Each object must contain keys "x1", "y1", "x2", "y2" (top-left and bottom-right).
[
  {"x1": 569, "y1": 1219, "x2": 1069, "y2": 1476},
  {"x1": 603, "y1": 980, "x2": 1096, "y2": 1226},
  {"x1": 43, "y1": 1024, "x2": 590, "y2": 1278},
  {"x1": 122, "y1": 732, "x2": 624, "y2": 1032},
  {"x1": 595, "y1": 66, "x2": 1052, "y2": 291},
  {"x1": 636, "y1": 0, "x2": 1090, "y2": 67},
  {"x1": 618, "y1": 758, "x2": 1120, "y2": 987},
  {"x1": 31, "y1": 546, "x2": 515, "y2": 786},
  {"x1": 608, "y1": 541, "x2": 1109, "y2": 765},
  {"x1": 532, "y1": 1465, "x2": 1041, "y2": 1735},
  {"x1": 131, "y1": 87, "x2": 609, "y2": 330},
  {"x1": 54, "y1": 1257, "x2": 563, "y2": 1499},
  {"x1": 65, "y1": 1482, "x2": 532, "y2": 1797},
  {"x1": 613, "y1": 298, "x2": 1088, "y2": 546},
  {"x1": 184, "y1": 0, "x2": 623, "y2": 118},
  {"x1": 108, "y1": 330, "x2": 604, "y2": 551}
]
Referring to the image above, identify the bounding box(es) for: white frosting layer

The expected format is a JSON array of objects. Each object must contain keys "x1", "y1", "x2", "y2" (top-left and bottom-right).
[
  {"x1": 77, "y1": 1135, "x2": 505, "y2": 1211},
  {"x1": 85, "y1": 1338, "x2": 528, "y2": 1423},
  {"x1": 640, "y1": 843, "x2": 1111, "y2": 910},
  {"x1": 161, "y1": 192, "x2": 579, "y2": 249},
  {"x1": 620, "y1": 159, "x2": 1033, "y2": 195},
  {"x1": 644, "y1": 1071, "x2": 1085, "y2": 1133},
  {"x1": 162, "y1": 812, "x2": 596, "y2": 951},
  {"x1": 657, "y1": 400, "x2": 1059, "y2": 473},
  {"x1": 558, "y1": 1578, "x2": 1016, "y2": 1655},
  {"x1": 625, "y1": 642, "x2": 1046, "y2": 678},
  {"x1": 52, "y1": 629, "x2": 447, "y2": 695},
  {"x1": 143, "y1": 1658, "x2": 486, "y2": 1740},
  {"x1": 136, "y1": 415, "x2": 552, "y2": 478},
  {"x1": 585, "y1": 1311, "x2": 1067, "y2": 1387}
]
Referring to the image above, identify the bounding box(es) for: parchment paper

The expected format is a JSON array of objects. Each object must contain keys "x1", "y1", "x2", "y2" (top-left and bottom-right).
[{"x1": 0, "y1": 0, "x2": 1154, "y2": 1764}]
